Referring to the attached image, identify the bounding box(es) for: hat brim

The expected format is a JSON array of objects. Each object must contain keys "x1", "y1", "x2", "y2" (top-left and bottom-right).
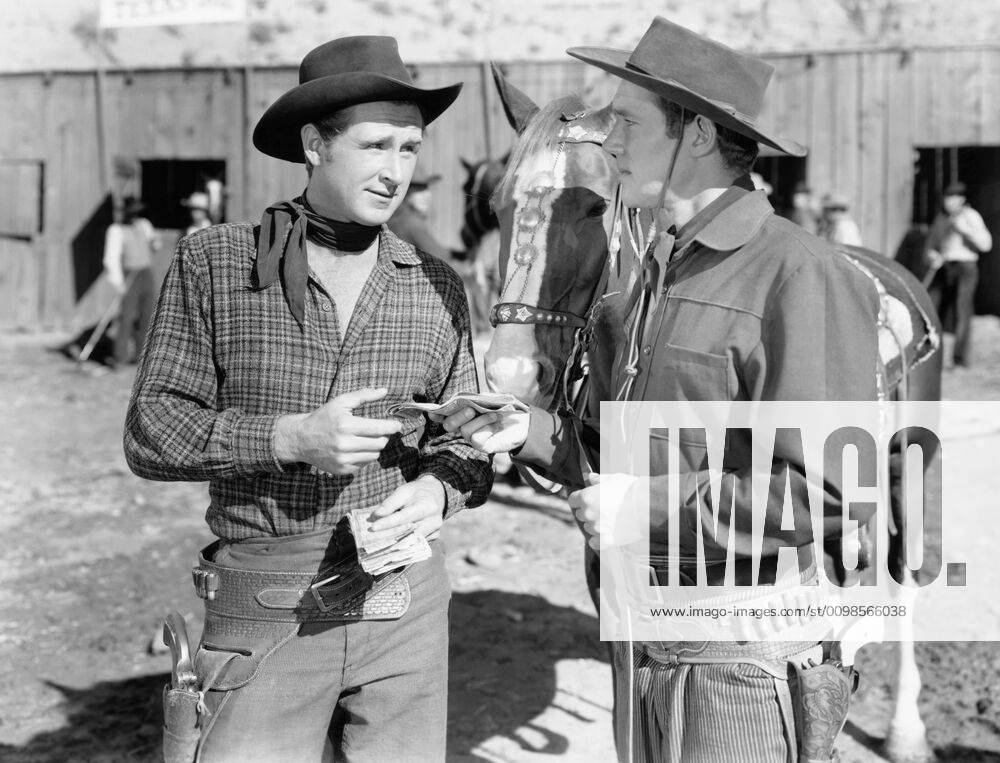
[
  {"x1": 567, "y1": 46, "x2": 807, "y2": 158},
  {"x1": 253, "y1": 72, "x2": 462, "y2": 163}
]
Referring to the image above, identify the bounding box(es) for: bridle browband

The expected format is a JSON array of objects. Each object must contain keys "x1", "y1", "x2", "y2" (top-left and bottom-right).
[{"x1": 490, "y1": 109, "x2": 611, "y2": 330}]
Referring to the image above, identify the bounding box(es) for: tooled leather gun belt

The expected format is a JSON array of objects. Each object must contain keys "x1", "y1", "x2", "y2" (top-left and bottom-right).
[{"x1": 192, "y1": 551, "x2": 411, "y2": 624}]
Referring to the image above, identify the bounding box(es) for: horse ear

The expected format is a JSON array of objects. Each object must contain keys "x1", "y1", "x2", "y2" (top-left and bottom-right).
[{"x1": 490, "y1": 61, "x2": 539, "y2": 135}]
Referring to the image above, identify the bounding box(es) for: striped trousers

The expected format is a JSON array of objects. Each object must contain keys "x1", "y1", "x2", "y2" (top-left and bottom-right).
[{"x1": 612, "y1": 643, "x2": 797, "y2": 763}]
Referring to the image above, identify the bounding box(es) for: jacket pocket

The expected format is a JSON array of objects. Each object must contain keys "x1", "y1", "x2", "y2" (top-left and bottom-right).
[{"x1": 650, "y1": 343, "x2": 735, "y2": 402}]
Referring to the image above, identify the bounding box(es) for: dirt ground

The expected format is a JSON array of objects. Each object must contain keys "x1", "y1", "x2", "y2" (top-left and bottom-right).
[{"x1": 2, "y1": 318, "x2": 1000, "y2": 762}]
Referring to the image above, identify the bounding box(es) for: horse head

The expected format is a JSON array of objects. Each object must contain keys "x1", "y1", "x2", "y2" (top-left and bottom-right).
[{"x1": 484, "y1": 64, "x2": 618, "y2": 409}]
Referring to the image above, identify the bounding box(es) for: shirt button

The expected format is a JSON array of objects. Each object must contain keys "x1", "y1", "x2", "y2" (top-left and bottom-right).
[
  {"x1": 642, "y1": 345, "x2": 651, "y2": 355},
  {"x1": 322, "y1": 303, "x2": 331, "y2": 312}
]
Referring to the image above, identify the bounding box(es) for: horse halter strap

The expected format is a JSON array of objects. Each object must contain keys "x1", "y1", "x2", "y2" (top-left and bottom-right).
[{"x1": 490, "y1": 110, "x2": 610, "y2": 330}]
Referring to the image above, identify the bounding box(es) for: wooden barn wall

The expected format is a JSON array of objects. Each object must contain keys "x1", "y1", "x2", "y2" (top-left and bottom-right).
[{"x1": 1, "y1": 48, "x2": 999, "y2": 330}]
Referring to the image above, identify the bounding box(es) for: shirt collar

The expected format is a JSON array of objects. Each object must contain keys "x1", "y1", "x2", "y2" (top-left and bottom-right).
[
  {"x1": 675, "y1": 174, "x2": 773, "y2": 253},
  {"x1": 380, "y1": 226, "x2": 422, "y2": 266}
]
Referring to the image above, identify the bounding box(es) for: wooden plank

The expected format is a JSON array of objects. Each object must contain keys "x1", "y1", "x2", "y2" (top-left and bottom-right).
[
  {"x1": 910, "y1": 49, "x2": 930, "y2": 146},
  {"x1": 885, "y1": 48, "x2": 917, "y2": 257},
  {"x1": 806, "y1": 52, "x2": 836, "y2": 201},
  {"x1": 0, "y1": 162, "x2": 42, "y2": 237},
  {"x1": 857, "y1": 51, "x2": 889, "y2": 251},
  {"x1": 981, "y1": 48, "x2": 1000, "y2": 144},
  {"x1": 832, "y1": 53, "x2": 861, "y2": 210},
  {"x1": 0, "y1": 238, "x2": 39, "y2": 330}
]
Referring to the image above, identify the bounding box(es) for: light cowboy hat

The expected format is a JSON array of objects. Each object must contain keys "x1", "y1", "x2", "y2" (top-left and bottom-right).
[
  {"x1": 181, "y1": 191, "x2": 210, "y2": 211},
  {"x1": 253, "y1": 36, "x2": 463, "y2": 163},
  {"x1": 567, "y1": 17, "x2": 806, "y2": 157}
]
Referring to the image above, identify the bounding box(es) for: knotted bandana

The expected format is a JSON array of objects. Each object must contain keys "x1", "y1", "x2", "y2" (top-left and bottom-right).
[{"x1": 254, "y1": 195, "x2": 381, "y2": 325}]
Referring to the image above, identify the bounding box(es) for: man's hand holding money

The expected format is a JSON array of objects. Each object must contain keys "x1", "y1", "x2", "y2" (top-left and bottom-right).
[
  {"x1": 439, "y1": 407, "x2": 530, "y2": 454},
  {"x1": 368, "y1": 474, "x2": 447, "y2": 541}
]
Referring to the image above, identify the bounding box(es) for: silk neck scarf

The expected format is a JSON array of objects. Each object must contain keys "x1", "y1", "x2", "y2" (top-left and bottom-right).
[{"x1": 254, "y1": 194, "x2": 380, "y2": 325}]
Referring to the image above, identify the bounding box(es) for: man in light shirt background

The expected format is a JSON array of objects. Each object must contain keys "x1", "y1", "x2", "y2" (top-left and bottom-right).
[
  {"x1": 102, "y1": 195, "x2": 161, "y2": 367},
  {"x1": 925, "y1": 181, "x2": 994, "y2": 367}
]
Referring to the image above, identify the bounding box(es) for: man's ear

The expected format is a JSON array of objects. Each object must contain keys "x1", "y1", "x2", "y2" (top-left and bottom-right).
[
  {"x1": 301, "y1": 123, "x2": 324, "y2": 167},
  {"x1": 689, "y1": 115, "x2": 716, "y2": 157}
]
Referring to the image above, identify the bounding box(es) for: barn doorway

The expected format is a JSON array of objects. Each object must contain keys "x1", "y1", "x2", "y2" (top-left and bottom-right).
[
  {"x1": 139, "y1": 159, "x2": 227, "y2": 230},
  {"x1": 912, "y1": 146, "x2": 1000, "y2": 316}
]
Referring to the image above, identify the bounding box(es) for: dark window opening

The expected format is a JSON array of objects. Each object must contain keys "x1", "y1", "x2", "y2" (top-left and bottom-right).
[{"x1": 139, "y1": 159, "x2": 227, "y2": 229}]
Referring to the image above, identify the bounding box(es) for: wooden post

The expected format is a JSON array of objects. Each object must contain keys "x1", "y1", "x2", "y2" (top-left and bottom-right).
[
  {"x1": 241, "y1": 17, "x2": 253, "y2": 221},
  {"x1": 94, "y1": 52, "x2": 112, "y2": 196},
  {"x1": 479, "y1": 59, "x2": 494, "y2": 161}
]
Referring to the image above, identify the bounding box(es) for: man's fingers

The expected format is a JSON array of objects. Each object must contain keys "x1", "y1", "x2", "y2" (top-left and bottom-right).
[
  {"x1": 371, "y1": 485, "x2": 413, "y2": 519},
  {"x1": 337, "y1": 434, "x2": 392, "y2": 453},
  {"x1": 338, "y1": 450, "x2": 384, "y2": 465},
  {"x1": 441, "y1": 406, "x2": 479, "y2": 432},
  {"x1": 459, "y1": 413, "x2": 497, "y2": 442},
  {"x1": 371, "y1": 504, "x2": 424, "y2": 531},
  {"x1": 342, "y1": 416, "x2": 403, "y2": 437},
  {"x1": 331, "y1": 387, "x2": 388, "y2": 410}
]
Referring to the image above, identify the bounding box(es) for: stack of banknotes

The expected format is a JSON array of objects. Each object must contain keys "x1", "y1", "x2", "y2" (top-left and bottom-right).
[
  {"x1": 347, "y1": 508, "x2": 432, "y2": 577},
  {"x1": 386, "y1": 391, "x2": 529, "y2": 419}
]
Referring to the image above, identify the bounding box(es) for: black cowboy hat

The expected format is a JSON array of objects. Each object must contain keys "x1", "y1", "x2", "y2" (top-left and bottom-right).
[
  {"x1": 253, "y1": 36, "x2": 462, "y2": 163},
  {"x1": 943, "y1": 181, "x2": 967, "y2": 197},
  {"x1": 567, "y1": 17, "x2": 806, "y2": 157}
]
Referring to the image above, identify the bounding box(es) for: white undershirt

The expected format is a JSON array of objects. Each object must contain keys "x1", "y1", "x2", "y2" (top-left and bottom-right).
[{"x1": 307, "y1": 237, "x2": 379, "y2": 333}]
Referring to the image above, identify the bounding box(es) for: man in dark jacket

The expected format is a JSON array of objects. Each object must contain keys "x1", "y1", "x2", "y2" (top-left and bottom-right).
[{"x1": 445, "y1": 17, "x2": 879, "y2": 762}]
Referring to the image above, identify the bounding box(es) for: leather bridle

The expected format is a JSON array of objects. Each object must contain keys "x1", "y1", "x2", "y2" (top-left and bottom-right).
[{"x1": 489, "y1": 110, "x2": 611, "y2": 331}]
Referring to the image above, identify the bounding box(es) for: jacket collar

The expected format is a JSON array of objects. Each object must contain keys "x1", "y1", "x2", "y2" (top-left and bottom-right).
[{"x1": 675, "y1": 175, "x2": 773, "y2": 253}]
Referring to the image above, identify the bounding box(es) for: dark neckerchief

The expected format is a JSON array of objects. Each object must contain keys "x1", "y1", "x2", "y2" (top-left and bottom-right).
[{"x1": 254, "y1": 194, "x2": 380, "y2": 325}]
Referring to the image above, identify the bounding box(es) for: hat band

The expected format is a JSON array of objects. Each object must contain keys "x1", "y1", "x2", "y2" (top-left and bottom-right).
[{"x1": 623, "y1": 60, "x2": 759, "y2": 126}]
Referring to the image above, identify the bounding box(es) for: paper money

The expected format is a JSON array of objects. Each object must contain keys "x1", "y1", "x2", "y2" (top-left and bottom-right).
[
  {"x1": 387, "y1": 391, "x2": 529, "y2": 420},
  {"x1": 347, "y1": 508, "x2": 432, "y2": 576}
]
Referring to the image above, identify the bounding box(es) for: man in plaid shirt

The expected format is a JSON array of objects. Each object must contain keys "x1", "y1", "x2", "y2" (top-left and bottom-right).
[{"x1": 124, "y1": 36, "x2": 491, "y2": 762}]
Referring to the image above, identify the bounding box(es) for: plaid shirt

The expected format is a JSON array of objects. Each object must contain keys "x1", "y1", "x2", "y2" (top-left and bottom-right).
[{"x1": 124, "y1": 222, "x2": 492, "y2": 542}]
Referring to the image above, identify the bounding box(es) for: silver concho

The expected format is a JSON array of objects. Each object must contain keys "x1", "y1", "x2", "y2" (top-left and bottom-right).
[{"x1": 513, "y1": 243, "x2": 538, "y2": 266}]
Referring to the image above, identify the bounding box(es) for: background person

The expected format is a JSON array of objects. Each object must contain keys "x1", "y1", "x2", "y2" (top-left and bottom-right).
[
  {"x1": 925, "y1": 180, "x2": 993, "y2": 366},
  {"x1": 181, "y1": 191, "x2": 212, "y2": 236},
  {"x1": 818, "y1": 191, "x2": 863, "y2": 246},
  {"x1": 102, "y1": 195, "x2": 160, "y2": 366},
  {"x1": 788, "y1": 180, "x2": 819, "y2": 235}
]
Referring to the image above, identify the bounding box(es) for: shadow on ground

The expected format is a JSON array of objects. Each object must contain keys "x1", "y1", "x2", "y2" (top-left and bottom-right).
[
  {"x1": 0, "y1": 590, "x2": 605, "y2": 762},
  {"x1": 447, "y1": 589, "x2": 607, "y2": 761},
  {"x1": 0, "y1": 675, "x2": 165, "y2": 762}
]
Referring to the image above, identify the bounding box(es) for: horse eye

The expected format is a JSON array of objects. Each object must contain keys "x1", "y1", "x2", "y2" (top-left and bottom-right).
[{"x1": 588, "y1": 201, "x2": 608, "y2": 217}]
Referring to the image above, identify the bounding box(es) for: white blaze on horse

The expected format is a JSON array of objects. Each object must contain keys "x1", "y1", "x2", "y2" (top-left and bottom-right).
[{"x1": 484, "y1": 65, "x2": 942, "y2": 763}]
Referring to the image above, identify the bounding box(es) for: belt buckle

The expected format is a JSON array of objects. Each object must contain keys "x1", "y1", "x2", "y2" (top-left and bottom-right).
[{"x1": 308, "y1": 572, "x2": 343, "y2": 612}]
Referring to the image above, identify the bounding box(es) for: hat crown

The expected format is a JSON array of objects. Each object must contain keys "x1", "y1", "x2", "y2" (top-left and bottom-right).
[
  {"x1": 627, "y1": 17, "x2": 773, "y2": 120},
  {"x1": 299, "y1": 36, "x2": 411, "y2": 85}
]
